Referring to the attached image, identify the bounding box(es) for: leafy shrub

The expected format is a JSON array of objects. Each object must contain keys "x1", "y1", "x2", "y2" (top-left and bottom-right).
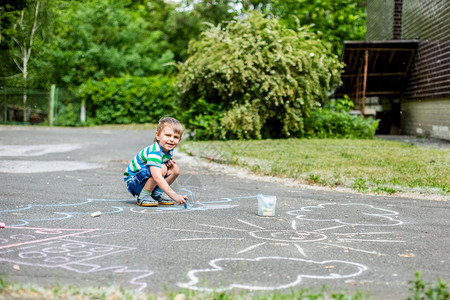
[
  {"x1": 176, "y1": 11, "x2": 343, "y2": 140},
  {"x1": 180, "y1": 98, "x2": 223, "y2": 140},
  {"x1": 53, "y1": 103, "x2": 80, "y2": 126},
  {"x1": 79, "y1": 75, "x2": 176, "y2": 125},
  {"x1": 220, "y1": 100, "x2": 263, "y2": 140},
  {"x1": 306, "y1": 97, "x2": 379, "y2": 139},
  {"x1": 53, "y1": 87, "x2": 81, "y2": 126}
]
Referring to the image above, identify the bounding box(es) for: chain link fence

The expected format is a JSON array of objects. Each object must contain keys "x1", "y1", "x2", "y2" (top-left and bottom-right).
[{"x1": 0, "y1": 86, "x2": 80, "y2": 125}]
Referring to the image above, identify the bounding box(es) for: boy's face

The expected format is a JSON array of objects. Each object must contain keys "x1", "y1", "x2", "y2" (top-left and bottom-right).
[{"x1": 155, "y1": 125, "x2": 182, "y2": 153}]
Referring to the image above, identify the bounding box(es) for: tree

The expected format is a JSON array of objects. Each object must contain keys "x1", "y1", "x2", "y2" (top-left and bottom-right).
[
  {"x1": 39, "y1": 0, "x2": 174, "y2": 89},
  {"x1": 163, "y1": 0, "x2": 239, "y2": 62},
  {"x1": 1, "y1": 0, "x2": 52, "y2": 89},
  {"x1": 176, "y1": 11, "x2": 343, "y2": 140},
  {"x1": 267, "y1": 0, "x2": 366, "y2": 54},
  {"x1": 0, "y1": 0, "x2": 29, "y2": 85},
  {"x1": 5, "y1": 0, "x2": 44, "y2": 121},
  {"x1": 0, "y1": 0, "x2": 28, "y2": 45}
]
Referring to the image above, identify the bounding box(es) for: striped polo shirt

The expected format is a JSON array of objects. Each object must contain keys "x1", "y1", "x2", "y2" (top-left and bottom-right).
[{"x1": 123, "y1": 142, "x2": 173, "y2": 181}]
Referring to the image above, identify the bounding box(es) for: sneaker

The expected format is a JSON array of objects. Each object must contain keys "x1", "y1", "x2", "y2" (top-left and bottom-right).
[
  {"x1": 153, "y1": 193, "x2": 174, "y2": 205},
  {"x1": 137, "y1": 195, "x2": 158, "y2": 207}
]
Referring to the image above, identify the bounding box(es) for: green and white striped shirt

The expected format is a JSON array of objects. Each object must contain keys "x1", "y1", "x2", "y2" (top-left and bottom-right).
[{"x1": 123, "y1": 142, "x2": 173, "y2": 181}]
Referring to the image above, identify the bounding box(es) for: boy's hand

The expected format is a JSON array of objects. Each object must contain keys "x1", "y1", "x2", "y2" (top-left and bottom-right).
[
  {"x1": 173, "y1": 194, "x2": 188, "y2": 205},
  {"x1": 166, "y1": 159, "x2": 176, "y2": 168}
]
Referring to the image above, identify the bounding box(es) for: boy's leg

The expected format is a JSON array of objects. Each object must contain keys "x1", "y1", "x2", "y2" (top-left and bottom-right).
[
  {"x1": 152, "y1": 164, "x2": 180, "y2": 201},
  {"x1": 126, "y1": 166, "x2": 153, "y2": 197},
  {"x1": 142, "y1": 164, "x2": 168, "y2": 192},
  {"x1": 134, "y1": 165, "x2": 165, "y2": 207},
  {"x1": 126, "y1": 168, "x2": 158, "y2": 207}
]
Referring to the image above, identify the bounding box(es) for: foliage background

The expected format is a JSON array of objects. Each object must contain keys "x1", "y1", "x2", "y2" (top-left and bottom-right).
[{"x1": 0, "y1": 0, "x2": 371, "y2": 139}]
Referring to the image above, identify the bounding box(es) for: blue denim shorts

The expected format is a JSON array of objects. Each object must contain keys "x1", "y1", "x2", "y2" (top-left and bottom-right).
[
  {"x1": 126, "y1": 166, "x2": 152, "y2": 197},
  {"x1": 125, "y1": 165, "x2": 167, "y2": 197}
]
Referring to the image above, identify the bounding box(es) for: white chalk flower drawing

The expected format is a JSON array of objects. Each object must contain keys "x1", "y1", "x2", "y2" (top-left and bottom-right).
[{"x1": 178, "y1": 257, "x2": 368, "y2": 292}]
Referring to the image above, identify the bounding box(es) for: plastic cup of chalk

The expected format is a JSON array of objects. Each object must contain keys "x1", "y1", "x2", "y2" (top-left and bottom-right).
[{"x1": 257, "y1": 194, "x2": 277, "y2": 217}]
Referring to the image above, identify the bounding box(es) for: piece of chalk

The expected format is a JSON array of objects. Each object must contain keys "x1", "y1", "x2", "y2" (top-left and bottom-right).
[
  {"x1": 184, "y1": 199, "x2": 188, "y2": 209},
  {"x1": 91, "y1": 211, "x2": 102, "y2": 217},
  {"x1": 0, "y1": 222, "x2": 5, "y2": 228},
  {"x1": 257, "y1": 194, "x2": 270, "y2": 208}
]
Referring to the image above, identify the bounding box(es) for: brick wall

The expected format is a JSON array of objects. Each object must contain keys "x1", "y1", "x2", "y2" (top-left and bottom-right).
[
  {"x1": 401, "y1": 0, "x2": 450, "y2": 100},
  {"x1": 402, "y1": 0, "x2": 448, "y2": 41},
  {"x1": 366, "y1": 0, "x2": 450, "y2": 138},
  {"x1": 366, "y1": 0, "x2": 394, "y2": 40},
  {"x1": 393, "y1": 0, "x2": 403, "y2": 39},
  {"x1": 401, "y1": 99, "x2": 450, "y2": 139},
  {"x1": 400, "y1": 0, "x2": 450, "y2": 138}
]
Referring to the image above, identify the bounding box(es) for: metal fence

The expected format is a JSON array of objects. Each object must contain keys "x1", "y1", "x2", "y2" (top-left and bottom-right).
[{"x1": 0, "y1": 86, "x2": 80, "y2": 125}]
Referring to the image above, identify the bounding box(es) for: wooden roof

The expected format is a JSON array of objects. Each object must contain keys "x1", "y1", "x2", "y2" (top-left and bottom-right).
[{"x1": 334, "y1": 40, "x2": 419, "y2": 100}]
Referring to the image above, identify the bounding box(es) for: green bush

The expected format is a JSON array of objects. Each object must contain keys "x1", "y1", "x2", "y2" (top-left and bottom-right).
[
  {"x1": 180, "y1": 98, "x2": 223, "y2": 140},
  {"x1": 220, "y1": 100, "x2": 263, "y2": 140},
  {"x1": 79, "y1": 75, "x2": 176, "y2": 125},
  {"x1": 176, "y1": 11, "x2": 343, "y2": 140},
  {"x1": 53, "y1": 103, "x2": 80, "y2": 126},
  {"x1": 306, "y1": 97, "x2": 379, "y2": 139}
]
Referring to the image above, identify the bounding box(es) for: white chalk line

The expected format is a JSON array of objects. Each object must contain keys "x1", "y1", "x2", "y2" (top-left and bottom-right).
[
  {"x1": 178, "y1": 256, "x2": 368, "y2": 292},
  {"x1": 172, "y1": 237, "x2": 243, "y2": 242},
  {"x1": 237, "y1": 242, "x2": 266, "y2": 254},
  {"x1": 337, "y1": 238, "x2": 405, "y2": 243},
  {"x1": 237, "y1": 219, "x2": 266, "y2": 230},
  {"x1": 314, "y1": 225, "x2": 347, "y2": 232},
  {"x1": 332, "y1": 232, "x2": 394, "y2": 236},
  {"x1": 162, "y1": 228, "x2": 217, "y2": 234},
  {"x1": 318, "y1": 242, "x2": 385, "y2": 256},
  {"x1": 199, "y1": 223, "x2": 248, "y2": 232},
  {"x1": 294, "y1": 244, "x2": 307, "y2": 257},
  {"x1": 291, "y1": 220, "x2": 296, "y2": 230},
  {"x1": 0, "y1": 228, "x2": 100, "y2": 250}
]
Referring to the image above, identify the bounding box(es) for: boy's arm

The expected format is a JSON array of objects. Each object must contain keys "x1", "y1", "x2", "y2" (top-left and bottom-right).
[{"x1": 149, "y1": 166, "x2": 187, "y2": 204}]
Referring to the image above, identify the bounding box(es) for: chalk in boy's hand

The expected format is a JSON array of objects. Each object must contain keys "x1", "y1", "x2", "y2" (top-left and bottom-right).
[{"x1": 123, "y1": 117, "x2": 188, "y2": 207}]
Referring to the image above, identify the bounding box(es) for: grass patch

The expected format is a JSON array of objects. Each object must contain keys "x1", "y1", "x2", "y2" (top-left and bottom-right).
[
  {"x1": 181, "y1": 138, "x2": 450, "y2": 197},
  {"x1": 0, "y1": 278, "x2": 370, "y2": 299},
  {"x1": 0, "y1": 272, "x2": 448, "y2": 299}
]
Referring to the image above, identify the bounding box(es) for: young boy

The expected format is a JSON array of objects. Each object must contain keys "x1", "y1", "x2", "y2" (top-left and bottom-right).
[{"x1": 123, "y1": 117, "x2": 188, "y2": 207}]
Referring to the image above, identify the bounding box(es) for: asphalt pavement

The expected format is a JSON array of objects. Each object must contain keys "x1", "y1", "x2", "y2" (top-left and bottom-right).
[{"x1": 0, "y1": 125, "x2": 448, "y2": 299}]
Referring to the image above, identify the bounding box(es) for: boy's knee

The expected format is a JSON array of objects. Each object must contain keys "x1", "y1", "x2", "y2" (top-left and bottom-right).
[{"x1": 171, "y1": 164, "x2": 180, "y2": 177}]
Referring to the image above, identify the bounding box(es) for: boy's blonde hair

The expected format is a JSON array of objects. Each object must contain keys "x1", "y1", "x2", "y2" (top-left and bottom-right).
[{"x1": 156, "y1": 117, "x2": 184, "y2": 137}]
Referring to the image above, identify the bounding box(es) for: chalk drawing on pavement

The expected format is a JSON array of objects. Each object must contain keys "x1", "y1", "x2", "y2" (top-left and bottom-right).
[
  {"x1": 287, "y1": 203, "x2": 403, "y2": 226},
  {"x1": 0, "y1": 199, "x2": 125, "y2": 227},
  {"x1": 173, "y1": 201, "x2": 405, "y2": 292},
  {"x1": 178, "y1": 257, "x2": 368, "y2": 292},
  {"x1": 0, "y1": 190, "x2": 242, "y2": 227},
  {"x1": 0, "y1": 227, "x2": 99, "y2": 250},
  {"x1": 0, "y1": 227, "x2": 153, "y2": 291},
  {"x1": 129, "y1": 189, "x2": 242, "y2": 213},
  {"x1": 284, "y1": 203, "x2": 406, "y2": 255},
  {"x1": 130, "y1": 197, "x2": 239, "y2": 213},
  {"x1": 173, "y1": 199, "x2": 406, "y2": 244}
]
